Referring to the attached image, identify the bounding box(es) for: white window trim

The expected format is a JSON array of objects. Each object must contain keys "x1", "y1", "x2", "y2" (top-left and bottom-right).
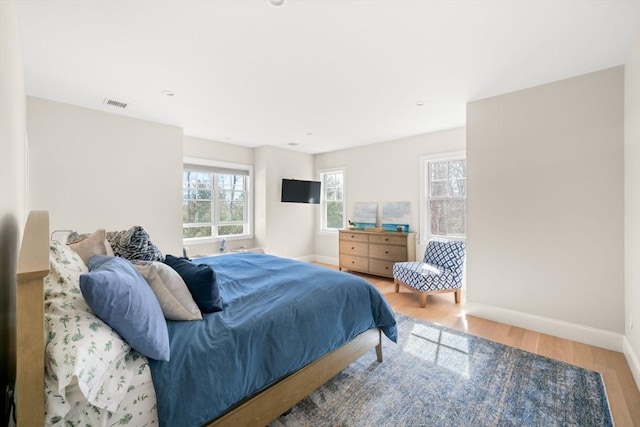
[
  {"x1": 319, "y1": 167, "x2": 346, "y2": 234},
  {"x1": 419, "y1": 151, "x2": 466, "y2": 246},
  {"x1": 183, "y1": 157, "x2": 254, "y2": 244}
]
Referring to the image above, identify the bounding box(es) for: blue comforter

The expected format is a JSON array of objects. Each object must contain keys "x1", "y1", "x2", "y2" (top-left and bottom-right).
[{"x1": 149, "y1": 253, "x2": 397, "y2": 427}]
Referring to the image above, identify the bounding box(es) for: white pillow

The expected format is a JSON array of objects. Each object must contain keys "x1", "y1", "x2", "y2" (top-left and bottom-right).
[{"x1": 44, "y1": 241, "x2": 134, "y2": 413}]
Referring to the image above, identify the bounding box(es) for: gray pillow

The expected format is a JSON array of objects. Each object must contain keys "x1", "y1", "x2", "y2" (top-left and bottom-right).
[{"x1": 133, "y1": 261, "x2": 203, "y2": 321}]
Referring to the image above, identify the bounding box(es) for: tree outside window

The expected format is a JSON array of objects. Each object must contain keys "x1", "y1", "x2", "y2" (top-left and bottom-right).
[
  {"x1": 422, "y1": 153, "x2": 466, "y2": 241},
  {"x1": 320, "y1": 169, "x2": 345, "y2": 231},
  {"x1": 183, "y1": 171, "x2": 213, "y2": 238},
  {"x1": 183, "y1": 164, "x2": 250, "y2": 240}
]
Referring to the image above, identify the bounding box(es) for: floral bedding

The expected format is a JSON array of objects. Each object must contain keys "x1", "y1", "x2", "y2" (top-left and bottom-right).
[{"x1": 43, "y1": 240, "x2": 158, "y2": 426}]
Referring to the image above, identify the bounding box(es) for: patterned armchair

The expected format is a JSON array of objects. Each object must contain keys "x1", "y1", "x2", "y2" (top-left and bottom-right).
[{"x1": 392, "y1": 239, "x2": 466, "y2": 308}]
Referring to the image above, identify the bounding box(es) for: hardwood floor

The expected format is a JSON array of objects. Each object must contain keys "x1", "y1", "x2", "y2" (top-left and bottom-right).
[{"x1": 337, "y1": 268, "x2": 640, "y2": 426}]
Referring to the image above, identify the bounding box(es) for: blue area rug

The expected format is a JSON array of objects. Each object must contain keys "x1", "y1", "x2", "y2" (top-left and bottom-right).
[{"x1": 272, "y1": 313, "x2": 613, "y2": 426}]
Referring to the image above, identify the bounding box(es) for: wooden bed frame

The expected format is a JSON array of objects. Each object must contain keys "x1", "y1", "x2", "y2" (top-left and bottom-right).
[{"x1": 15, "y1": 210, "x2": 384, "y2": 427}]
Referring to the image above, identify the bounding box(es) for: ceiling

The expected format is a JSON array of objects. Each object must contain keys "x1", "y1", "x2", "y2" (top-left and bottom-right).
[{"x1": 15, "y1": 0, "x2": 640, "y2": 154}]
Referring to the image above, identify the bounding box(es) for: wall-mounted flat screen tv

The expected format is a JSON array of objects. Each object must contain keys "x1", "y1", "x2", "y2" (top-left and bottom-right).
[{"x1": 281, "y1": 179, "x2": 321, "y2": 204}]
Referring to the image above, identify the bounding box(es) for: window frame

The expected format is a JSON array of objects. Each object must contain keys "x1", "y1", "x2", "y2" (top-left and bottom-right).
[
  {"x1": 183, "y1": 157, "x2": 253, "y2": 243},
  {"x1": 419, "y1": 151, "x2": 466, "y2": 245},
  {"x1": 319, "y1": 167, "x2": 346, "y2": 234}
]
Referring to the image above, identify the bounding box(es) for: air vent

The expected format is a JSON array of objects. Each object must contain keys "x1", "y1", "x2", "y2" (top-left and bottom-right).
[{"x1": 103, "y1": 98, "x2": 128, "y2": 109}]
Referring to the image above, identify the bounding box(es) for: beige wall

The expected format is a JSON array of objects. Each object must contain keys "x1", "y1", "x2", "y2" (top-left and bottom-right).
[
  {"x1": 184, "y1": 135, "x2": 253, "y2": 165},
  {"x1": 466, "y1": 67, "x2": 625, "y2": 349},
  {"x1": 313, "y1": 128, "x2": 465, "y2": 263},
  {"x1": 183, "y1": 135, "x2": 255, "y2": 255},
  {"x1": 0, "y1": 0, "x2": 26, "y2": 423},
  {"x1": 625, "y1": 36, "x2": 640, "y2": 388},
  {"x1": 254, "y1": 146, "x2": 315, "y2": 259},
  {"x1": 27, "y1": 97, "x2": 184, "y2": 255},
  {"x1": 0, "y1": 0, "x2": 27, "y2": 231}
]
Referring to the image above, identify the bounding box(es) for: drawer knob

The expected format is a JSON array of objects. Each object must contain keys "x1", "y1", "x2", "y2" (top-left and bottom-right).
[
  {"x1": 351, "y1": 246, "x2": 355, "y2": 250},
  {"x1": 385, "y1": 251, "x2": 389, "y2": 254},
  {"x1": 385, "y1": 266, "x2": 389, "y2": 270},
  {"x1": 352, "y1": 261, "x2": 355, "y2": 264},
  {"x1": 385, "y1": 238, "x2": 389, "y2": 241}
]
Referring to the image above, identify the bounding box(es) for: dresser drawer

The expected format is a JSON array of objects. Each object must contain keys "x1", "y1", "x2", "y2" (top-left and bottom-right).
[
  {"x1": 339, "y1": 241, "x2": 368, "y2": 257},
  {"x1": 369, "y1": 259, "x2": 395, "y2": 277},
  {"x1": 339, "y1": 232, "x2": 368, "y2": 243},
  {"x1": 338, "y1": 229, "x2": 415, "y2": 279},
  {"x1": 369, "y1": 244, "x2": 407, "y2": 261},
  {"x1": 340, "y1": 254, "x2": 369, "y2": 271},
  {"x1": 369, "y1": 235, "x2": 407, "y2": 246}
]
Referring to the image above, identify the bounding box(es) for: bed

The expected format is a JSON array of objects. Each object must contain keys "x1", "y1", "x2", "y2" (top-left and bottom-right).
[{"x1": 14, "y1": 211, "x2": 397, "y2": 426}]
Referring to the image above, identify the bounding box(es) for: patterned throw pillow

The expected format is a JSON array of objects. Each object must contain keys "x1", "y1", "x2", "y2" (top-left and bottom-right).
[{"x1": 107, "y1": 226, "x2": 164, "y2": 261}]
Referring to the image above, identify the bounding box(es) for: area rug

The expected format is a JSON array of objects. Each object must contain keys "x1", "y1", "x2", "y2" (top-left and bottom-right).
[{"x1": 271, "y1": 313, "x2": 613, "y2": 427}]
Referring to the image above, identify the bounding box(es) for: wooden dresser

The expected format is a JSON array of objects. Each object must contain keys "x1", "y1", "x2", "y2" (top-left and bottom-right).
[{"x1": 338, "y1": 229, "x2": 416, "y2": 278}]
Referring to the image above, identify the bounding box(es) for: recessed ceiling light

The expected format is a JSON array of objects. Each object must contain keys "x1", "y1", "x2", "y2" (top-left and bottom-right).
[
  {"x1": 416, "y1": 101, "x2": 425, "y2": 106},
  {"x1": 306, "y1": 132, "x2": 313, "y2": 136},
  {"x1": 161, "y1": 90, "x2": 175, "y2": 97},
  {"x1": 287, "y1": 142, "x2": 299, "y2": 146},
  {"x1": 268, "y1": 0, "x2": 285, "y2": 6}
]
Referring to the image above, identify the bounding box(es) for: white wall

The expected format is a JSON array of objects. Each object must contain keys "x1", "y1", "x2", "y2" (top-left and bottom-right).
[
  {"x1": 466, "y1": 67, "x2": 625, "y2": 350},
  {"x1": 313, "y1": 128, "x2": 465, "y2": 263},
  {"x1": 27, "y1": 97, "x2": 184, "y2": 255},
  {"x1": 0, "y1": 0, "x2": 26, "y2": 423},
  {"x1": 624, "y1": 35, "x2": 640, "y2": 389},
  {"x1": 254, "y1": 146, "x2": 315, "y2": 259},
  {"x1": 183, "y1": 135, "x2": 255, "y2": 255}
]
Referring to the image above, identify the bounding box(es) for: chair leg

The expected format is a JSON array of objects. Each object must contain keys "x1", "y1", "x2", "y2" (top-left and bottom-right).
[
  {"x1": 419, "y1": 293, "x2": 427, "y2": 308},
  {"x1": 394, "y1": 279, "x2": 399, "y2": 293},
  {"x1": 454, "y1": 289, "x2": 460, "y2": 304}
]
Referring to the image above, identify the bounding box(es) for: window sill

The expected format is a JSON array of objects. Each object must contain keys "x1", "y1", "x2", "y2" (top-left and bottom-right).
[
  {"x1": 419, "y1": 236, "x2": 466, "y2": 245},
  {"x1": 183, "y1": 234, "x2": 254, "y2": 245},
  {"x1": 190, "y1": 247, "x2": 264, "y2": 259},
  {"x1": 318, "y1": 229, "x2": 339, "y2": 237}
]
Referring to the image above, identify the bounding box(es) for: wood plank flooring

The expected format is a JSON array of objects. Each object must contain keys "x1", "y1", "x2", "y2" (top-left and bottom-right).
[{"x1": 328, "y1": 267, "x2": 640, "y2": 426}]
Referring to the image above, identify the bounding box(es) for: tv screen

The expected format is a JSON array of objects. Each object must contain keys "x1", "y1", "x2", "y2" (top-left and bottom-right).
[{"x1": 281, "y1": 179, "x2": 321, "y2": 204}]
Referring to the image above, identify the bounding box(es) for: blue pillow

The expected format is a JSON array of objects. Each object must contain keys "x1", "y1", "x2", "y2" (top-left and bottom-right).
[
  {"x1": 80, "y1": 255, "x2": 170, "y2": 361},
  {"x1": 163, "y1": 255, "x2": 223, "y2": 313}
]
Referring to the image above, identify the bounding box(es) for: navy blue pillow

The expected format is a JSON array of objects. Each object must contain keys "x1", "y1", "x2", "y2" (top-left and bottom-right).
[
  {"x1": 80, "y1": 255, "x2": 170, "y2": 361},
  {"x1": 163, "y1": 255, "x2": 223, "y2": 313}
]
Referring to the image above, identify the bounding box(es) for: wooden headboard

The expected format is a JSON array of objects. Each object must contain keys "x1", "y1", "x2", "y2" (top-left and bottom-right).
[{"x1": 15, "y1": 211, "x2": 49, "y2": 426}]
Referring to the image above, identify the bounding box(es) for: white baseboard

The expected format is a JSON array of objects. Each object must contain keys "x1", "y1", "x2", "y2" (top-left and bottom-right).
[
  {"x1": 623, "y1": 337, "x2": 640, "y2": 391},
  {"x1": 294, "y1": 255, "x2": 317, "y2": 263},
  {"x1": 313, "y1": 255, "x2": 338, "y2": 266},
  {"x1": 464, "y1": 302, "x2": 624, "y2": 352}
]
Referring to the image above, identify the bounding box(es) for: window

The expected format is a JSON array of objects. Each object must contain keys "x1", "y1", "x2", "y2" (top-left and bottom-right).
[
  {"x1": 420, "y1": 152, "x2": 466, "y2": 243},
  {"x1": 320, "y1": 168, "x2": 345, "y2": 232},
  {"x1": 183, "y1": 158, "x2": 252, "y2": 241}
]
